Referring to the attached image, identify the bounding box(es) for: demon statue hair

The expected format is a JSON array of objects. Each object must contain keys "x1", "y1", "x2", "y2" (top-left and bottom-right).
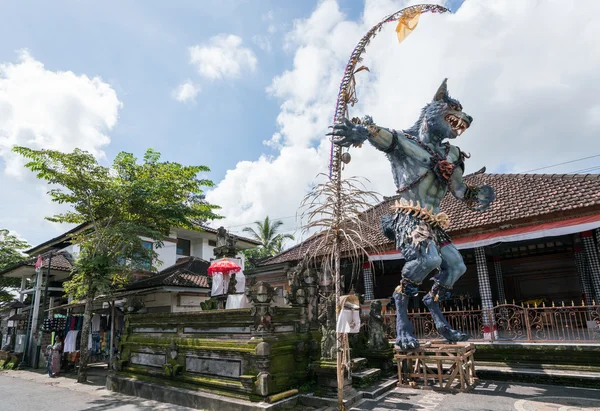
[{"x1": 329, "y1": 79, "x2": 495, "y2": 349}]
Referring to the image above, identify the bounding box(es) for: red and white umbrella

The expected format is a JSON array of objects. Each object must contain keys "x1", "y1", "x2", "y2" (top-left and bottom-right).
[{"x1": 207, "y1": 258, "x2": 241, "y2": 277}]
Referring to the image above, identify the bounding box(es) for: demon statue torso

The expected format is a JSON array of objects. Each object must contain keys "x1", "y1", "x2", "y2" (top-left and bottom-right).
[{"x1": 330, "y1": 79, "x2": 495, "y2": 349}]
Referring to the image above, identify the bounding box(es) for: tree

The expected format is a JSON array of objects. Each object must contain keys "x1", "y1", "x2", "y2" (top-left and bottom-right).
[
  {"x1": 14, "y1": 146, "x2": 221, "y2": 382},
  {"x1": 0, "y1": 229, "x2": 30, "y2": 304},
  {"x1": 242, "y1": 216, "x2": 294, "y2": 255},
  {"x1": 241, "y1": 247, "x2": 272, "y2": 271}
]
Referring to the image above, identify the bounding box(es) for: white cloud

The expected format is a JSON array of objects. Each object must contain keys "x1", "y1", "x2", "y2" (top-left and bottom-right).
[
  {"x1": 262, "y1": 10, "x2": 277, "y2": 34},
  {"x1": 263, "y1": 11, "x2": 274, "y2": 21},
  {"x1": 0, "y1": 50, "x2": 122, "y2": 244},
  {"x1": 172, "y1": 80, "x2": 200, "y2": 103},
  {"x1": 208, "y1": 0, "x2": 600, "y2": 244},
  {"x1": 252, "y1": 35, "x2": 272, "y2": 52},
  {"x1": 0, "y1": 50, "x2": 122, "y2": 177},
  {"x1": 189, "y1": 34, "x2": 257, "y2": 80}
]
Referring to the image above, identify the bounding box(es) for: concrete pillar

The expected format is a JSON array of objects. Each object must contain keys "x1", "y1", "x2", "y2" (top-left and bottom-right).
[
  {"x1": 19, "y1": 277, "x2": 26, "y2": 303},
  {"x1": 574, "y1": 244, "x2": 594, "y2": 305},
  {"x1": 581, "y1": 231, "x2": 600, "y2": 303},
  {"x1": 492, "y1": 256, "x2": 506, "y2": 304},
  {"x1": 28, "y1": 266, "x2": 43, "y2": 367},
  {"x1": 362, "y1": 262, "x2": 374, "y2": 301},
  {"x1": 475, "y1": 247, "x2": 495, "y2": 339}
]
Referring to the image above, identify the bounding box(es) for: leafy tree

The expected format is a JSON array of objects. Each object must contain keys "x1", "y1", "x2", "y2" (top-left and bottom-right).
[
  {"x1": 0, "y1": 229, "x2": 30, "y2": 304},
  {"x1": 14, "y1": 146, "x2": 221, "y2": 382},
  {"x1": 241, "y1": 247, "x2": 272, "y2": 271},
  {"x1": 242, "y1": 216, "x2": 294, "y2": 255}
]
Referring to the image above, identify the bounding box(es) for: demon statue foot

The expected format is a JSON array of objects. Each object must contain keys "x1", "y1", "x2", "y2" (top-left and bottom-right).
[
  {"x1": 423, "y1": 283, "x2": 468, "y2": 343},
  {"x1": 392, "y1": 281, "x2": 420, "y2": 350}
]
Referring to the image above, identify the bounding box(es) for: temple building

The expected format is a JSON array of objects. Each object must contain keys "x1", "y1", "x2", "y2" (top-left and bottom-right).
[{"x1": 249, "y1": 173, "x2": 600, "y2": 341}]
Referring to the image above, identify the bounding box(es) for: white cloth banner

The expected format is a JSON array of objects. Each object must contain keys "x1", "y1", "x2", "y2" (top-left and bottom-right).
[
  {"x1": 211, "y1": 272, "x2": 227, "y2": 296},
  {"x1": 226, "y1": 294, "x2": 251, "y2": 309},
  {"x1": 336, "y1": 310, "x2": 361, "y2": 333}
]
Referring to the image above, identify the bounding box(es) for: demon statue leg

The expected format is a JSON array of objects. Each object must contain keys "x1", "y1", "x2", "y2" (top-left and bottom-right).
[
  {"x1": 392, "y1": 279, "x2": 419, "y2": 349},
  {"x1": 422, "y1": 245, "x2": 468, "y2": 342}
]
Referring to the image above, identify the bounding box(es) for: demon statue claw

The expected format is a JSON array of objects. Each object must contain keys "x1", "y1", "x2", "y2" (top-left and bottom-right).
[{"x1": 329, "y1": 79, "x2": 495, "y2": 350}]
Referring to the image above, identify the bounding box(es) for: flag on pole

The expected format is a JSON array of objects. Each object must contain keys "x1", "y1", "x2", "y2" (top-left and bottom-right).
[
  {"x1": 34, "y1": 255, "x2": 43, "y2": 272},
  {"x1": 395, "y1": 6, "x2": 422, "y2": 43}
]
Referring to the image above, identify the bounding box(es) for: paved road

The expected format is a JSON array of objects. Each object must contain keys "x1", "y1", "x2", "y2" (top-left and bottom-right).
[
  {"x1": 0, "y1": 374, "x2": 196, "y2": 411},
  {"x1": 2, "y1": 372, "x2": 600, "y2": 411},
  {"x1": 351, "y1": 381, "x2": 600, "y2": 411}
]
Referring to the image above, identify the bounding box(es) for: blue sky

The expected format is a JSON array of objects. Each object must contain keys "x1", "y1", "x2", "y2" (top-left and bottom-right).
[
  {"x1": 0, "y1": 0, "x2": 312, "y2": 182},
  {"x1": 0, "y1": 0, "x2": 464, "y2": 185},
  {"x1": 2, "y1": 0, "x2": 599, "y2": 247}
]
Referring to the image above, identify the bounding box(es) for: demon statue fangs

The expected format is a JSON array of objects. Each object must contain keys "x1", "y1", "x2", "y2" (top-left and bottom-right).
[{"x1": 329, "y1": 79, "x2": 495, "y2": 350}]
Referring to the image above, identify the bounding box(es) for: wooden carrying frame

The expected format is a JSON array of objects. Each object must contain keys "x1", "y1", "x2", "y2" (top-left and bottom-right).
[{"x1": 394, "y1": 342, "x2": 477, "y2": 392}]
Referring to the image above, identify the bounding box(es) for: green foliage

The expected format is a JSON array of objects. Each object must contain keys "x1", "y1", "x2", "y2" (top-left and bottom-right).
[
  {"x1": 13, "y1": 146, "x2": 222, "y2": 299},
  {"x1": 242, "y1": 216, "x2": 294, "y2": 256},
  {"x1": 0, "y1": 229, "x2": 30, "y2": 303},
  {"x1": 241, "y1": 247, "x2": 272, "y2": 270}
]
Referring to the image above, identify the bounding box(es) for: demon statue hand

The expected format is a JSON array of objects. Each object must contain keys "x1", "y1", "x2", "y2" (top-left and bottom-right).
[{"x1": 329, "y1": 79, "x2": 495, "y2": 350}]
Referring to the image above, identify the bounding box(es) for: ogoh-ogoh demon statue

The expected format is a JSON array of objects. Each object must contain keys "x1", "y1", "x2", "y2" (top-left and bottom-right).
[{"x1": 329, "y1": 79, "x2": 495, "y2": 349}]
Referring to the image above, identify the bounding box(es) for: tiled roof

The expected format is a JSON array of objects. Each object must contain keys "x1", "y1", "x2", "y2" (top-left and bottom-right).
[
  {"x1": 126, "y1": 256, "x2": 210, "y2": 290},
  {"x1": 0, "y1": 250, "x2": 73, "y2": 275},
  {"x1": 262, "y1": 173, "x2": 600, "y2": 265},
  {"x1": 23, "y1": 251, "x2": 73, "y2": 272}
]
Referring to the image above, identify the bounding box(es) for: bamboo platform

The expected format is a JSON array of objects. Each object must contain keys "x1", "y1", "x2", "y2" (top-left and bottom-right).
[{"x1": 394, "y1": 342, "x2": 478, "y2": 392}]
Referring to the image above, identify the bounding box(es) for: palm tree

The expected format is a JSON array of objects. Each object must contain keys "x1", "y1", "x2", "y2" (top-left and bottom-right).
[{"x1": 242, "y1": 216, "x2": 294, "y2": 255}]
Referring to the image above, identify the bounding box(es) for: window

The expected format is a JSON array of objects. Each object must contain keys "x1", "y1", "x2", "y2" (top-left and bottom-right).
[
  {"x1": 177, "y1": 238, "x2": 191, "y2": 256},
  {"x1": 208, "y1": 240, "x2": 217, "y2": 247},
  {"x1": 140, "y1": 240, "x2": 153, "y2": 269}
]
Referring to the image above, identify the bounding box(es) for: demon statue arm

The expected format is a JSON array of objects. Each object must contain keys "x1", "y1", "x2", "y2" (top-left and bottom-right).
[
  {"x1": 448, "y1": 163, "x2": 495, "y2": 211},
  {"x1": 330, "y1": 116, "x2": 425, "y2": 158}
]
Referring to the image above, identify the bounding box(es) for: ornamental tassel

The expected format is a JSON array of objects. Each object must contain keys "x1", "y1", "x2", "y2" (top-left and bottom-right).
[{"x1": 396, "y1": 7, "x2": 422, "y2": 43}]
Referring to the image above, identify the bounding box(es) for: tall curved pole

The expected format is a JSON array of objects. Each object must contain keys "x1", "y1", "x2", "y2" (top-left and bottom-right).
[{"x1": 328, "y1": 5, "x2": 449, "y2": 409}]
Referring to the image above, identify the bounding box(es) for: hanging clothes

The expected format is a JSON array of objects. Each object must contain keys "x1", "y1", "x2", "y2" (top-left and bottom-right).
[
  {"x1": 63, "y1": 330, "x2": 79, "y2": 353},
  {"x1": 91, "y1": 315, "x2": 101, "y2": 332}
]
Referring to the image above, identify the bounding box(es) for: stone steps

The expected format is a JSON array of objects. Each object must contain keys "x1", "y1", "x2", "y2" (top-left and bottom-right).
[
  {"x1": 351, "y1": 357, "x2": 368, "y2": 372},
  {"x1": 351, "y1": 368, "x2": 381, "y2": 388}
]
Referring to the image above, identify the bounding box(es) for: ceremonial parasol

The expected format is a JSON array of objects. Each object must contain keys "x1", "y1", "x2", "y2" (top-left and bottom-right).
[{"x1": 207, "y1": 258, "x2": 241, "y2": 277}]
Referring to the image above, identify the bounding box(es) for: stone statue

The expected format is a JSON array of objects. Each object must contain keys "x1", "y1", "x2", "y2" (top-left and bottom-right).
[
  {"x1": 285, "y1": 260, "x2": 305, "y2": 305},
  {"x1": 329, "y1": 79, "x2": 495, "y2": 349},
  {"x1": 216, "y1": 226, "x2": 228, "y2": 248},
  {"x1": 214, "y1": 226, "x2": 238, "y2": 259},
  {"x1": 367, "y1": 300, "x2": 388, "y2": 351}
]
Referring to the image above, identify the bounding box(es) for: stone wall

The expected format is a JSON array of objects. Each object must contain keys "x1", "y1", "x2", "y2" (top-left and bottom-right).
[{"x1": 114, "y1": 306, "x2": 319, "y2": 402}]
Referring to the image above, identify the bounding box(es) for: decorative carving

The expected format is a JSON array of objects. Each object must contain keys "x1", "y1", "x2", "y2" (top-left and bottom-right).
[
  {"x1": 285, "y1": 262, "x2": 305, "y2": 305},
  {"x1": 227, "y1": 273, "x2": 238, "y2": 295},
  {"x1": 318, "y1": 291, "x2": 337, "y2": 360},
  {"x1": 246, "y1": 281, "x2": 277, "y2": 333}
]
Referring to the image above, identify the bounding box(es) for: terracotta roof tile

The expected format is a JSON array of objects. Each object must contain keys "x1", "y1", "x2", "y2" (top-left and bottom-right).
[
  {"x1": 127, "y1": 256, "x2": 210, "y2": 290},
  {"x1": 22, "y1": 251, "x2": 73, "y2": 272},
  {"x1": 262, "y1": 173, "x2": 600, "y2": 265}
]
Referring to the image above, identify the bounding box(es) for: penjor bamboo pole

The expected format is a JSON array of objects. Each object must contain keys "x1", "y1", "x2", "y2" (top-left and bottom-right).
[{"x1": 332, "y1": 144, "x2": 345, "y2": 410}]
